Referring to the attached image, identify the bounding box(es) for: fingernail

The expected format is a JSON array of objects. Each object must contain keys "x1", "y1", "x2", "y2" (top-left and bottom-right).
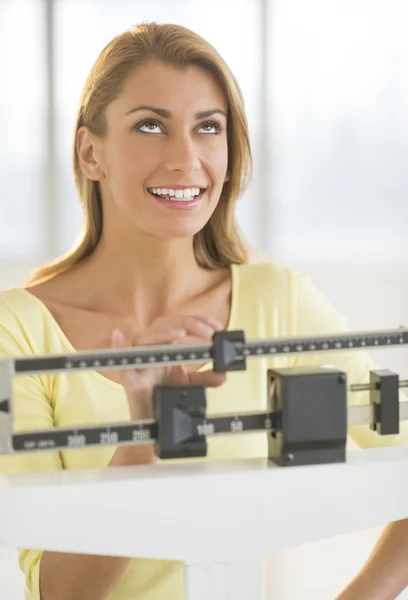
[
  {"x1": 209, "y1": 318, "x2": 224, "y2": 331},
  {"x1": 169, "y1": 328, "x2": 186, "y2": 337},
  {"x1": 112, "y1": 328, "x2": 125, "y2": 346}
]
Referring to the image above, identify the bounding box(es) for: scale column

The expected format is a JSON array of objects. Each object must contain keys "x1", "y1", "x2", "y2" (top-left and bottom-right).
[{"x1": 0, "y1": 359, "x2": 14, "y2": 454}]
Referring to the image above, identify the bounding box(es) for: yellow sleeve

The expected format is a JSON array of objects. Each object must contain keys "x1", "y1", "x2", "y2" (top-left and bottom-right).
[
  {"x1": 0, "y1": 323, "x2": 63, "y2": 600},
  {"x1": 292, "y1": 273, "x2": 408, "y2": 449}
]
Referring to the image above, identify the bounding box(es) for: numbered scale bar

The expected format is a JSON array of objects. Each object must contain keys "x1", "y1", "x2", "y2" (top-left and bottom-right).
[
  {"x1": 13, "y1": 328, "x2": 408, "y2": 375},
  {"x1": 11, "y1": 395, "x2": 408, "y2": 454}
]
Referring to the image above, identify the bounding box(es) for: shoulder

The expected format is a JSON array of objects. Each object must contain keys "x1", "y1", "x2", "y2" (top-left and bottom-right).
[
  {"x1": 231, "y1": 261, "x2": 308, "y2": 336},
  {"x1": 0, "y1": 287, "x2": 54, "y2": 356},
  {"x1": 245, "y1": 261, "x2": 347, "y2": 335},
  {"x1": 232, "y1": 261, "x2": 346, "y2": 335},
  {"x1": 233, "y1": 260, "x2": 306, "y2": 300},
  {"x1": 0, "y1": 286, "x2": 47, "y2": 322},
  {"x1": 0, "y1": 285, "x2": 38, "y2": 311}
]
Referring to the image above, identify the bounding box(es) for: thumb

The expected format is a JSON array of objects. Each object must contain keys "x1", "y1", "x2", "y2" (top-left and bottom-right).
[
  {"x1": 188, "y1": 370, "x2": 227, "y2": 388},
  {"x1": 111, "y1": 329, "x2": 143, "y2": 390},
  {"x1": 111, "y1": 328, "x2": 127, "y2": 349},
  {"x1": 166, "y1": 364, "x2": 189, "y2": 385}
]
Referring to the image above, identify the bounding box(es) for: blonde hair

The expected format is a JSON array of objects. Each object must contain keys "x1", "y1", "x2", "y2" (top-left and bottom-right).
[{"x1": 27, "y1": 23, "x2": 252, "y2": 285}]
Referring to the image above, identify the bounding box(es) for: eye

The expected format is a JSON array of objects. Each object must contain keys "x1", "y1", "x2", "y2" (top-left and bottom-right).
[
  {"x1": 198, "y1": 120, "x2": 223, "y2": 134},
  {"x1": 135, "y1": 120, "x2": 164, "y2": 134}
]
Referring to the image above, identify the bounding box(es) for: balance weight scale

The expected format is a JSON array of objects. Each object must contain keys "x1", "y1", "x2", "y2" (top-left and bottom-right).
[{"x1": 0, "y1": 328, "x2": 407, "y2": 599}]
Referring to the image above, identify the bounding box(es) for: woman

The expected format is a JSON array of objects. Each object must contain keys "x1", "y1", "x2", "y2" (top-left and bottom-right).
[{"x1": 0, "y1": 22, "x2": 407, "y2": 600}]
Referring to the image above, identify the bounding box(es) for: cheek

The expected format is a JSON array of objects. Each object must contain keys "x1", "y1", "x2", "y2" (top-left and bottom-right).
[
  {"x1": 108, "y1": 136, "x2": 159, "y2": 184},
  {"x1": 123, "y1": 144, "x2": 155, "y2": 178},
  {"x1": 204, "y1": 141, "x2": 229, "y2": 182}
]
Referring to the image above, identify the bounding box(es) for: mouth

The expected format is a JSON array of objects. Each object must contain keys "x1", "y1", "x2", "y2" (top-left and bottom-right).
[{"x1": 147, "y1": 186, "x2": 206, "y2": 209}]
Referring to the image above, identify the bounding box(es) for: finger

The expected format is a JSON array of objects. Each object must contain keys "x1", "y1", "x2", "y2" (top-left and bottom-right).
[
  {"x1": 157, "y1": 314, "x2": 223, "y2": 330},
  {"x1": 111, "y1": 328, "x2": 127, "y2": 349},
  {"x1": 111, "y1": 328, "x2": 136, "y2": 383},
  {"x1": 166, "y1": 316, "x2": 217, "y2": 341},
  {"x1": 152, "y1": 315, "x2": 224, "y2": 339},
  {"x1": 192, "y1": 315, "x2": 224, "y2": 331},
  {"x1": 188, "y1": 370, "x2": 227, "y2": 388},
  {"x1": 170, "y1": 334, "x2": 210, "y2": 346},
  {"x1": 133, "y1": 328, "x2": 187, "y2": 346},
  {"x1": 111, "y1": 329, "x2": 156, "y2": 389},
  {"x1": 166, "y1": 364, "x2": 189, "y2": 386}
]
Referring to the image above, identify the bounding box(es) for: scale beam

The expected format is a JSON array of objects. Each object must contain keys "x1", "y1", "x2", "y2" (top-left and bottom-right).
[
  {"x1": 1, "y1": 328, "x2": 407, "y2": 467},
  {"x1": 8, "y1": 400, "x2": 408, "y2": 455},
  {"x1": 11, "y1": 327, "x2": 408, "y2": 375}
]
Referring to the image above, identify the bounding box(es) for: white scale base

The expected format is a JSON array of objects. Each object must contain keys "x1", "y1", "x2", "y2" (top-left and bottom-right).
[{"x1": 2, "y1": 449, "x2": 408, "y2": 599}]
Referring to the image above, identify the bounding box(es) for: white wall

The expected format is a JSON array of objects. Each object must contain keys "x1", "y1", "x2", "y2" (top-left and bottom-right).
[{"x1": 1, "y1": 261, "x2": 407, "y2": 599}]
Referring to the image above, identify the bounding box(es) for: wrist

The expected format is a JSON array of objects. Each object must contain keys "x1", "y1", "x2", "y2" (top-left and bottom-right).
[
  {"x1": 108, "y1": 444, "x2": 156, "y2": 467},
  {"x1": 128, "y1": 387, "x2": 153, "y2": 420}
]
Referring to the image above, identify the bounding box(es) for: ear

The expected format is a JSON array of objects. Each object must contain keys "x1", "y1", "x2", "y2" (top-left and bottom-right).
[
  {"x1": 224, "y1": 168, "x2": 231, "y2": 183},
  {"x1": 76, "y1": 126, "x2": 105, "y2": 181}
]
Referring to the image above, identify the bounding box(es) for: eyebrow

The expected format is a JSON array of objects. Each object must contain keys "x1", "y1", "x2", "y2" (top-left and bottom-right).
[{"x1": 125, "y1": 105, "x2": 227, "y2": 119}]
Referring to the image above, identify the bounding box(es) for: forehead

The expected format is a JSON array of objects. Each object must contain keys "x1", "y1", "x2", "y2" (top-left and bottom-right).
[{"x1": 112, "y1": 60, "x2": 227, "y2": 116}]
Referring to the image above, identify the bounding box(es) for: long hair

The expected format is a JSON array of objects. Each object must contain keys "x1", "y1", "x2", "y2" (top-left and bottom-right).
[{"x1": 27, "y1": 23, "x2": 252, "y2": 285}]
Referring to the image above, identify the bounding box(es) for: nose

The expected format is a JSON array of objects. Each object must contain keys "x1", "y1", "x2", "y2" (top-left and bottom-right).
[{"x1": 164, "y1": 133, "x2": 201, "y2": 175}]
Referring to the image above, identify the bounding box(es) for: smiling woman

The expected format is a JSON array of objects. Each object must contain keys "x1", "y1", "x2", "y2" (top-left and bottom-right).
[{"x1": 1, "y1": 19, "x2": 408, "y2": 600}]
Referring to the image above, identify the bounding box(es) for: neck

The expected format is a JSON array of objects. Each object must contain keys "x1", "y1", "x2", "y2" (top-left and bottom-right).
[{"x1": 73, "y1": 226, "x2": 213, "y2": 323}]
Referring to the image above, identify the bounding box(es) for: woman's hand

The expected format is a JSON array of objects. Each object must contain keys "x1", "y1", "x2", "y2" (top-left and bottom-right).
[{"x1": 111, "y1": 315, "x2": 227, "y2": 420}]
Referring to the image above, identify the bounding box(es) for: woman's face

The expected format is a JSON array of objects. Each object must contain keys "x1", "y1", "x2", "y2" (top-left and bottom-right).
[{"x1": 87, "y1": 60, "x2": 229, "y2": 240}]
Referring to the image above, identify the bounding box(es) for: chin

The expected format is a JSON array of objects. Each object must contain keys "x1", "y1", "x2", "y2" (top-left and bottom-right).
[
  {"x1": 157, "y1": 225, "x2": 204, "y2": 240},
  {"x1": 142, "y1": 215, "x2": 210, "y2": 240}
]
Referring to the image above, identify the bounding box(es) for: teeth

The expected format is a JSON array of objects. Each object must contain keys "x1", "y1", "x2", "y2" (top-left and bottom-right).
[{"x1": 149, "y1": 187, "x2": 202, "y2": 200}]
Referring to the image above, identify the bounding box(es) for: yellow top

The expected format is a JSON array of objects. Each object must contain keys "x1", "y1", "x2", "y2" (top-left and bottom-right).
[{"x1": 0, "y1": 262, "x2": 407, "y2": 599}]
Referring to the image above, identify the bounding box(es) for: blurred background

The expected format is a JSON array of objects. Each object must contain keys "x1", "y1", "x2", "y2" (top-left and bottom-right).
[{"x1": 0, "y1": 0, "x2": 407, "y2": 598}]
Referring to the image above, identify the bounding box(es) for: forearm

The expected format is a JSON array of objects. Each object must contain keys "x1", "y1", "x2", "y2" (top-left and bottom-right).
[
  {"x1": 40, "y1": 551, "x2": 132, "y2": 600},
  {"x1": 337, "y1": 519, "x2": 408, "y2": 600}
]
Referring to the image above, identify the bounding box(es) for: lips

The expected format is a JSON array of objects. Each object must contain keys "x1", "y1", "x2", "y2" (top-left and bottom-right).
[
  {"x1": 148, "y1": 187, "x2": 206, "y2": 210},
  {"x1": 147, "y1": 186, "x2": 207, "y2": 201}
]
